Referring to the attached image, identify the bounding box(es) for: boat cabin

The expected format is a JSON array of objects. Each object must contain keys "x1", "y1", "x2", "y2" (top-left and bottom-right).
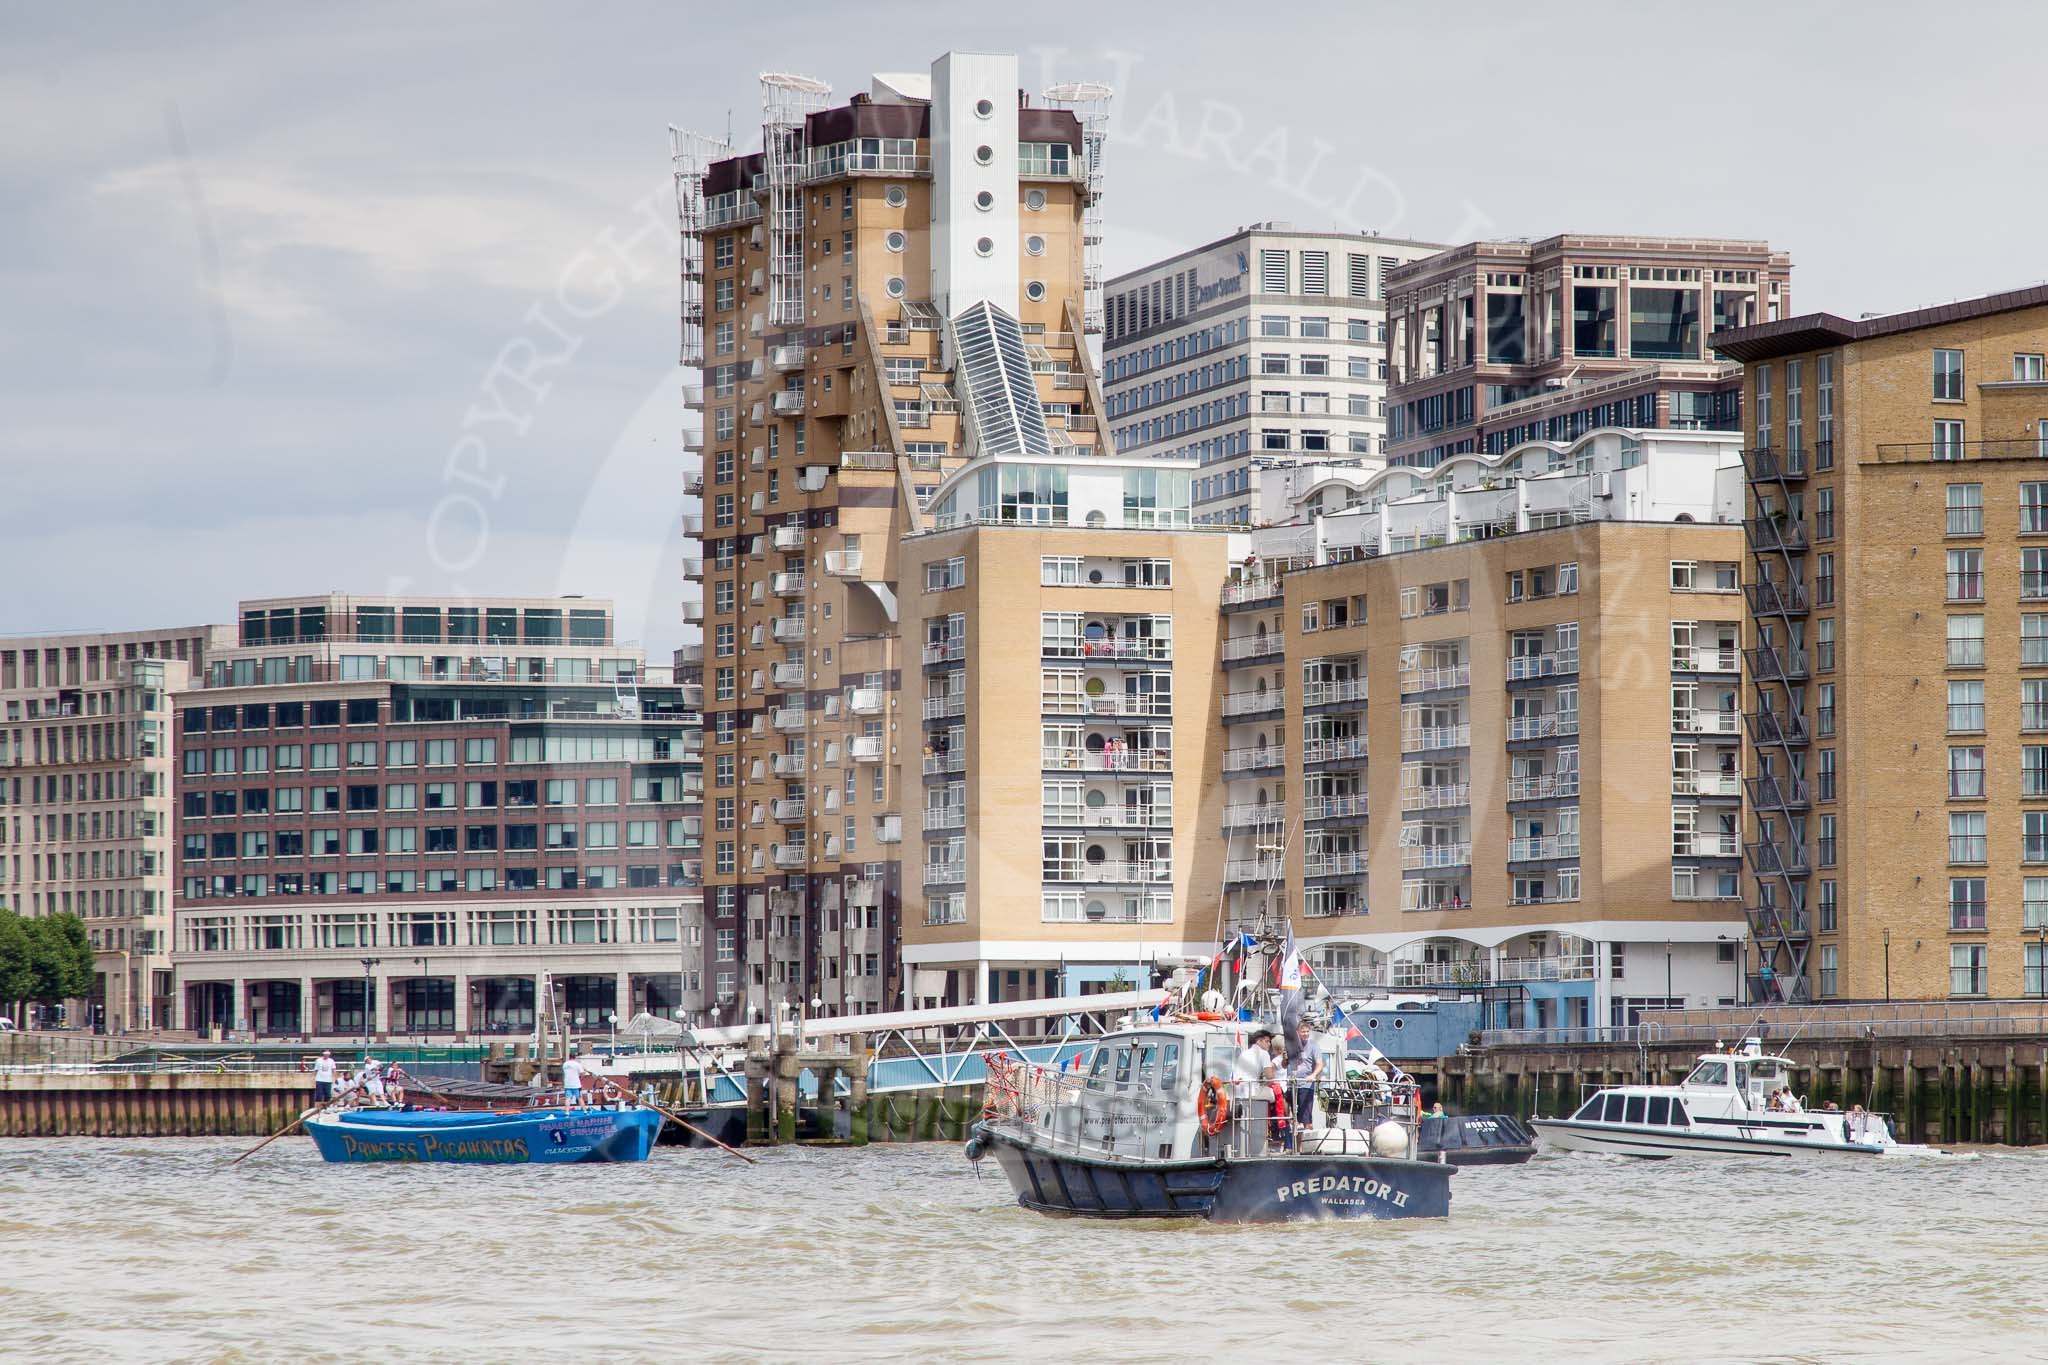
[{"x1": 1679, "y1": 1050, "x2": 1796, "y2": 1114}]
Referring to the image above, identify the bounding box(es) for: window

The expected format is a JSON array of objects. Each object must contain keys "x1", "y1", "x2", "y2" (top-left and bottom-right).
[
  {"x1": 1815, "y1": 553, "x2": 1835, "y2": 606},
  {"x1": 1950, "y1": 943, "x2": 1986, "y2": 996},
  {"x1": 1949, "y1": 810, "x2": 1986, "y2": 864},
  {"x1": 1815, "y1": 486, "x2": 1835, "y2": 540},
  {"x1": 2028, "y1": 746, "x2": 2048, "y2": 798},
  {"x1": 2017, "y1": 353, "x2": 2046, "y2": 383},
  {"x1": 1947, "y1": 483, "x2": 1983, "y2": 536},
  {"x1": 1933, "y1": 348, "x2": 1964, "y2": 401},
  {"x1": 1819, "y1": 879, "x2": 1838, "y2": 933},
  {"x1": 2029, "y1": 810, "x2": 2048, "y2": 863},
  {"x1": 2029, "y1": 878, "x2": 2048, "y2": 931},
  {"x1": 1818, "y1": 945, "x2": 1838, "y2": 999},
  {"x1": 2025, "y1": 484, "x2": 2048, "y2": 535},
  {"x1": 1934, "y1": 419, "x2": 1966, "y2": 460},
  {"x1": 2027, "y1": 549, "x2": 2048, "y2": 601},
  {"x1": 1950, "y1": 745, "x2": 1986, "y2": 798},
  {"x1": 2028, "y1": 678, "x2": 2048, "y2": 731},
  {"x1": 1816, "y1": 618, "x2": 1836, "y2": 673},
  {"x1": 1946, "y1": 549, "x2": 1983, "y2": 602},
  {"x1": 1948, "y1": 680, "x2": 1984, "y2": 732},
  {"x1": 1950, "y1": 878, "x2": 1987, "y2": 929},
  {"x1": 1948, "y1": 615, "x2": 1984, "y2": 668}
]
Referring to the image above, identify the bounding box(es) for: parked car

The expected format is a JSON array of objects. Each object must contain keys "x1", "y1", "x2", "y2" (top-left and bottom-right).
[{"x1": 0, "y1": 1017, "x2": 16, "y2": 1032}]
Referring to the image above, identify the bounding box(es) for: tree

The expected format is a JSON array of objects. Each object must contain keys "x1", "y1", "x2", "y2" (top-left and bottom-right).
[
  {"x1": 0, "y1": 910, "x2": 34, "y2": 1006},
  {"x1": 27, "y1": 913, "x2": 96, "y2": 1004}
]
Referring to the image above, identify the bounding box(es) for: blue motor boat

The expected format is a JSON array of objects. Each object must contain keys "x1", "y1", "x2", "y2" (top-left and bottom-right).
[{"x1": 305, "y1": 1106, "x2": 662, "y2": 1165}]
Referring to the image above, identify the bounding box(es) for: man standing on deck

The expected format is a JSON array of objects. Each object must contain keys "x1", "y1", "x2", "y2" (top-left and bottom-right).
[
  {"x1": 1233, "y1": 1029, "x2": 1276, "y2": 1157},
  {"x1": 312, "y1": 1050, "x2": 337, "y2": 1103},
  {"x1": 561, "y1": 1051, "x2": 586, "y2": 1108},
  {"x1": 1285, "y1": 1020, "x2": 1323, "y2": 1146}
]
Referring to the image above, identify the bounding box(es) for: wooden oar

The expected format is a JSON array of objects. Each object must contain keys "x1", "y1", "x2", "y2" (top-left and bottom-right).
[
  {"x1": 230, "y1": 1103, "x2": 320, "y2": 1165},
  {"x1": 596, "y1": 1075, "x2": 756, "y2": 1165}
]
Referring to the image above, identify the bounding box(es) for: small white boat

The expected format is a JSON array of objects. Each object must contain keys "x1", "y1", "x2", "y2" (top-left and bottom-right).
[{"x1": 1529, "y1": 1038, "x2": 1938, "y2": 1159}]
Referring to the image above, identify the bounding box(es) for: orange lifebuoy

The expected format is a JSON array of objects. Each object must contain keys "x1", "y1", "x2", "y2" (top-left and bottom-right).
[
  {"x1": 1192, "y1": 1011, "x2": 1224, "y2": 1021},
  {"x1": 1198, "y1": 1077, "x2": 1231, "y2": 1136}
]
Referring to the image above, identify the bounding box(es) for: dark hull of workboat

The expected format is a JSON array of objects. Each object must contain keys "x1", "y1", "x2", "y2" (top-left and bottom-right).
[
  {"x1": 1420, "y1": 1114, "x2": 1538, "y2": 1167},
  {"x1": 975, "y1": 1126, "x2": 1453, "y2": 1222}
]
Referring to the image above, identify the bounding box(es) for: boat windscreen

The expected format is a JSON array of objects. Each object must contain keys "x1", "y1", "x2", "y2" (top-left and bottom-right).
[
  {"x1": 1686, "y1": 1059, "x2": 1730, "y2": 1087},
  {"x1": 1573, "y1": 1095, "x2": 1604, "y2": 1120}
]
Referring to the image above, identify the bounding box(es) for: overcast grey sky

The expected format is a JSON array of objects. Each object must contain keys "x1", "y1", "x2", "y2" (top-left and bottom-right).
[{"x1": 5, "y1": 1, "x2": 2045, "y2": 658}]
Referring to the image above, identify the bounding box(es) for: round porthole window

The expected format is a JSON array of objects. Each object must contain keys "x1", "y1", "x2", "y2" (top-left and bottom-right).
[
  {"x1": 974, "y1": 144, "x2": 994, "y2": 165},
  {"x1": 975, "y1": 236, "x2": 995, "y2": 257},
  {"x1": 974, "y1": 190, "x2": 995, "y2": 211},
  {"x1": 1392, "y1": 1018, "x2": 1405, "y2": 1029},
  {"x1": 885, "y1": 185, "x2": 907, "y2": 208},
  {"x1": 885, "y1": 230, "x2": 907, "y2": 253},
  {"x1": 1025, "y1": 280, "x2": 1047, "y2": 302},
  {"x1": 1024, "y1": 189, "x2": 1046, "y2": 211},
  {"x1": 974, "y1": 97, "x2": 995, "y2": 119},
  {"x1": 1025, "y1": 234, "x2": 1046, "y2": 256},
  {"x1": 885, "y1": 276, "x2": 906, "y2": 298}
]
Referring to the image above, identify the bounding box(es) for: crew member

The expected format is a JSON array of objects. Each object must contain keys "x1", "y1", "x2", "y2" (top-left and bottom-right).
[
  {"x1": 1286, "y1": 1020, "x2": 1323, "y2": 1147},
  {"x1": 1233, "y1": 1029, "x2": 1276, "y2": 1157},
  {"x1": 312, "y1": 1050, "x2": 337, "y2": 1103},
  {"x1": 562, "y1": 1051, "x2": 587, "y2": 1108}
]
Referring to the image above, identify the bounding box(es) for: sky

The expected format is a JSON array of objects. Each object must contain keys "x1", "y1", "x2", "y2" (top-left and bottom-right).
[{"x1": 5, "y1": 0, "x2": 2047, "y2": 660}]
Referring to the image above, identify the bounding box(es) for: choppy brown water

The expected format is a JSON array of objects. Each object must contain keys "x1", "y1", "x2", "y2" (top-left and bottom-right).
[{"x1": 3, "y1": 1137, "x2": 2045, "y2": 1363}]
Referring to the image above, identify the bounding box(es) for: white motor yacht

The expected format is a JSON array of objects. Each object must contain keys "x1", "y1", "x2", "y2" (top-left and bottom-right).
[{"x1": 1530, "y1": 1038, "x2": 1938, "y2": 1158}]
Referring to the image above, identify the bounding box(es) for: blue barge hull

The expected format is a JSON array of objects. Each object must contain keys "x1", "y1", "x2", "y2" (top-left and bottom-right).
[
  {"x1": 978, "y1": 1124, "x2": 1453, "y2": 1222},
  {"x1": 306, "y1": 1108, "x2": 662, "y2": 1165}
]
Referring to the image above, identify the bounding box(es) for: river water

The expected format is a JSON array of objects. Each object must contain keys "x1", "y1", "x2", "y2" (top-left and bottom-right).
[{"x1": 4, "y1": 1137, "x2": 2046, "y2": 1363}]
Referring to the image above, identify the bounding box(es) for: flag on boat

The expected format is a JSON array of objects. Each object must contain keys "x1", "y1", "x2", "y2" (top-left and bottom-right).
[
  {"x1": 1330, "y1": 1002, "x2": 1363, "y2": 1041},
  {"x1": 1278, "y1": 924, "x2": 1303, "y2": 992}
]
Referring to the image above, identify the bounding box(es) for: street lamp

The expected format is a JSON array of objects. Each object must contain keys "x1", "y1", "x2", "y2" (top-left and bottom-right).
[
  {"x1": 358, "y1": 957, "x2": 381, "y2": 1047},
  {"x1": 1664, "y1": 940, "x2": 1673, "y2": 1009},
  {"x1": 412, "y1": 957, "x2": 430, "y2": 1039},
  {"x1": 606, "y1": 1009, "x2": 618, "y2": 1056},
  {"x1": 1882, "y1": 928, "x2": 1892, "y2": 1004},
  {"x1": 2034, "y1": 926, "x2": 2047, "y2": 1000}
]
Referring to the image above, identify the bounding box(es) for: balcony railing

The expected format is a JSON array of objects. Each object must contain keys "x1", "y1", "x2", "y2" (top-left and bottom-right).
[
  {"x1": 771, "y1": 525, "x2": 806, "y2": 551},
  {"x1": 922, "y1": 752, "x2": 965, "y2": 776},
  {"x1": 1506, "y1": 652, "x2": 1578, "y2": 681},
  {"x1": 1391, "y1": 959, "x2": 1491, "y2": 988},
  {"x1": 1224, "y1": 858, "x2": 1286, "y2": 884},
  {"x1": 849, "y1": 737, "x2": 884, "y2": 763},
  {"x1": 849, "y1": 688, "x2": 883, "y2": 715},
  {"x1": 1747, "y1": 580, "x2": 1809, "y2": 617},
  {"x1": 771, "y1": 706, "x2": 806, "y2": 732},
  {"x1": 1676, "y1": 647, "x2": 1742, "y2": 675},
  {"x1": 771, "y1": 572, "x2": 806, "y2": 597},
  {"x1": 1221, "y1": 577, "x2": 1282, "y2": 607},
  {"x1": 1746, "y1": 774, "x2": 1810, "y2": 810},
  {"x1": 1049, "y1": 806, "x2": 1173, "y2": 830},
  {"x1": 1221, "y1": 690, "x2": 1285, "y2": 718},
  {"x1": 1508, "y1": 834, "x2": 1580, "y2": 861},
  {"x1": 1044, "y1": 860, "x2": 1173, "y2": 885},
  {"x1": 1746, "y1": 515, "x2": 1808, "y2": 554},
  {"x1": 1041, "y1": 748, "x2": 1171, "y2": 773},
  {"x1": 771, "y1": 798, "x2": 807, "y2": 822},
  {"x1": 1304, "y1": 850, "x2": 1368, "y2": 878},
  {"x1": 1674, "y1": 831, "x2": 1740, "y2": 858},
  {"x1": 922, "y1": 806, "x2": 965, "y2": 832},
  {"x1": 1302, "y1": 678, "x2": 1367, "y2": 707},
  {"x1": 770, "y1": 754, "x2": 806, "y2": 777},
  {"x1": 771, "y1": 617, "x2": 806, "y2": 643},
  {"x1": 1506, "y1": 715, "x2": 1576, "y2": 742},
  {"x1": 1302, "y1": 736, "x2": 1367, "y2": 765},
  {"x1": 1304, "y1": 793, "x2": 1368, "y2": 820},
  {"x1": 1223, "y1": 746, "x2": 1284, "y2": 773},
  {"x1": 1221, "y1": 635, "x2": 1283, "y2": 662},
  {"x1": 1401, "y1": 783, "x2": 1470, "y2": 811},
  {"x1": 1675, "y1": 771, "x2": 1743, "y2": 798},
  {"x1": 1746, "y1": 905, "x2": 1813, "y2": 938},
  {"x1": 1406, "y1": 723, "x2": 1473, "y2": 750},
  {"x1": 1222, "y1": 801, "x2": 1287, "y2": 829},
  {"x1": 1508, "y1": 772, "x2": 1579, "y2": 801},
  {"x1": 1044, "y1": 638, "x2": 1172, "y2": 663},
  {"x1": 1401, "y1": 843, "x2": 1472, "y2": 870},
  {"x1": 1746, "y1": 839, "x2": 1810, "y2": 877},
  {"x1": 1043, "y1": 694, "x2": 1172, "y2": 720},
  {"x1": 922, "y1": 638, "x2": 966, "y2": 665},
  {"x1": 1746, "y1": 709, "x2": 1809, "y2": 747},
  {"x1": 1745, "y1": 446, "x2": 1807, "y2": 481},
  {"x1": 1400, "y1": 664, "x2": 1471, "y2": 694},
  {"x1": 771, "y1": 844, "x2": 807, "y2": 870},
  {"x1": 1869, "y1": 438, "x2": 2048, "y2": 464},
  {"x1": 1745, "y1": 644, "x2": 1807, "y2": 682},
  {"x1": 1675, "y1": 708, "x2": 1742, "y2": 736},
  {"x1": 1497, "y1": 953, "x2": 1596, "y2": 983},
  {"x1": 1308, "y1": 964, "x2": 1387, "y2": 988},
  {"x1": 771, "y1": 662, "x2": 805, "y2": 688},
  {"x1": 822, "y1": 549, "x2": 863, "y2": 577},
  {"x1": 771, "y1": 390, "x2": 805, "y2": 416},
  {"x1": 923, "y1": 861, "x2": 966, "y2": 886},
  {"x1": 924, "y1": 693, "x2": 967, "y2": 720}
]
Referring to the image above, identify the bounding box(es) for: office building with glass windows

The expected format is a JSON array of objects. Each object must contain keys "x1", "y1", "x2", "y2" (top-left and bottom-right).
[
  {"x1": 1, "y1": 625, "x2": 226, "y2": 1030},
  {"x1": 1384, "y1": 234, "x2": 1792, "y2": 470},
  {"x1": 1103, "y1": 225, "x2": 1442, "y2": 526},
  {"x1": 168, "y1": 594, "x2": 704, "y2": 1040}
]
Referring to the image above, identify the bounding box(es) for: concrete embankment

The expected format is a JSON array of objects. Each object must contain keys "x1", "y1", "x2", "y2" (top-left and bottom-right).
[{"x1": 0, "y1": 1070, "x2": 315, "y2": 1137}]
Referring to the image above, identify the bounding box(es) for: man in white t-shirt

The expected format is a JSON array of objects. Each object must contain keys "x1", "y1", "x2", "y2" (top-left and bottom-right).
[
  {"x1": 562, "y1": 1053, "x2": 586, "y2": 1108},
  {"x1": 361, "y1": 1057, "x2": 387, "y2": 1103},
  {"x1": 1233, "y1": 1029, "x2": 1276, "y2": 1156},
  {"x1": 312, "y1": 1051, "x2": 337, "y2": 1103}
]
